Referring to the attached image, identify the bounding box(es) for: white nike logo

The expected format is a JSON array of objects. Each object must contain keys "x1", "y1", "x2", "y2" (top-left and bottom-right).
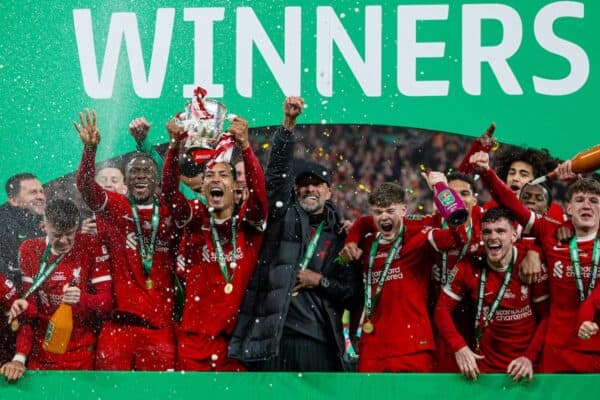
[
  {"x1": 552, "y1": 245, "x2": 568, "y2": 251},
  {"x1": 123, "y1": 215, "x2": 134, "y2": 222}
]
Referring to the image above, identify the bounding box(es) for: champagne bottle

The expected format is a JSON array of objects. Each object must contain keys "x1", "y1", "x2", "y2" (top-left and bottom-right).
[
  {"x1": 531, "y1": 144, "x2": 600, "y2": 185},
  {"x1": 43, "y1": 303, "x2": 73, "y2": 354},
  {"x1": 431, "y1": 179, "x2": 468, "y2": 227}
]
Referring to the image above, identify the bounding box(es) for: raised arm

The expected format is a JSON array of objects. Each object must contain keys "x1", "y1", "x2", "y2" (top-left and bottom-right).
[
  {"x1": 458, "y1": 123, "x2": 497, "y2": 173},
  {"x1": 161, "y1": 119, "x2": 193, "y2": 227},
  {"x1": 130, "y1": 117, "x2": 165, "y2": 174},
  {"x1": 470, "y1": 151, "x2": 538, "y2": 234},
  {"x1": 229, "y1": 117, "x2": 268, "y2": 228},
  {"x1": 73, "y1": 109, "x2": 108, "y2": 212},
  {"x1": 265, "y1": 97, "x2": 304, "y2": 219}
]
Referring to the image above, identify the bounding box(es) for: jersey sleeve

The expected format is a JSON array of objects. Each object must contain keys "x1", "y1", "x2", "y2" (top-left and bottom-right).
[
  {"x1": 77, "y1": 239, "x2": 113, "y2": 317},
  {"x1": 161, "y1": 146, "x2": 193, "y2": 228},
  {"x1": 239, "y1": 146, "x2": 268, "y2": 231},
  {"x1": 346, "y1": 215, "x2": 377, "y2": 245}
]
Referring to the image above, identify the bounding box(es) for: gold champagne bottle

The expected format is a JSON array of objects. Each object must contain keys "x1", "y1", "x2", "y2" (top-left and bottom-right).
[
  {"x1": 43, "y1": 303, "x2": 73, "y2": 354},
  {"x1": 531, "y1": 144, "x2": 600, "y2": 185}
]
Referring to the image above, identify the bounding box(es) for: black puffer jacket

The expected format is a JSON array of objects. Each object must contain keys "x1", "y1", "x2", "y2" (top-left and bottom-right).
[
  {"x1": 0, "y1": 203, "x2": 44, "y2": 291},
  {"x1": 229, "y1": 127, "x2": 360, "y2": 367}
]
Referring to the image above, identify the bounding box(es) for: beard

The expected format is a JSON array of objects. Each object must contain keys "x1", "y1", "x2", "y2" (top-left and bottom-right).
[{"x1": 298, "y1": 198, "x2": 325, "y2": 214}]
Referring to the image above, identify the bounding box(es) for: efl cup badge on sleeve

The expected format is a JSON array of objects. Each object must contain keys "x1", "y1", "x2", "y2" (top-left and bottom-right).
[{"x1": 176, "y1": 87, "x2": 237, "y2": 165}]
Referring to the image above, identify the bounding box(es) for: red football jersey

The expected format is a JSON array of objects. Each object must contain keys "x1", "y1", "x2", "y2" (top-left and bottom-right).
[
  {"x1": 169, "y1": 146, "x2": 268, "y2": 337},
  {"x1": 482, "y1": 168, "x2": 600, "y2": 352},
  {"x1": 16, "y1": 234, "x2": 112, "y2": 363},
  {"x1": 436, "y1": 247, "x2": 548, "y2": 371},
  {"x1": 358, "y1": 223, "x2": 463, "y2": 362},
  {"x1": 77, "y1": 147, "x2": 181, "y2": 328}
]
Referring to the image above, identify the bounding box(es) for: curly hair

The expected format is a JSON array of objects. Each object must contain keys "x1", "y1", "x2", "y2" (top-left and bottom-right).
[{"x1": 493, "y1": 145, "x2": 559, "y2": 182}]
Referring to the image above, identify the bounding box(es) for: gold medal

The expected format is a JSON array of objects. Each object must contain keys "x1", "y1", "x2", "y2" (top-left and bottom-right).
[
  {"x1": 10, "y1": 319, "x2": 19, "y2": 332},
  {"x1": 145, "y1": 279, "x2": 154, "y2": 289},
  {"x1": 362, "y1": 321, "x2": 374, "y2": 334},
  {"x1": 224, "y1": 283, "x2": 233, "y2": 294}
]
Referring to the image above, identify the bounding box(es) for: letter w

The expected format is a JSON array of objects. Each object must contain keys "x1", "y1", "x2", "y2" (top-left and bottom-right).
[{"x1": 73, "y1": 9, "x2": 174, "y2": 99}]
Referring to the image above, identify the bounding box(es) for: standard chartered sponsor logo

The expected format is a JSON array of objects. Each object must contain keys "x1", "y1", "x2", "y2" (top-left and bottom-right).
[
  {"x1": 565, "y1": 264, "x2": 596, "y2": 279},
  {"x1": 201, "y1": 245, "x2": 244, "y2": 263},
  {"x1": 493, "y1": 306, "x2": 533, "y2": 321},
  {"x1": 371, "y1": 266, "x2": 403, "y2": 281}
]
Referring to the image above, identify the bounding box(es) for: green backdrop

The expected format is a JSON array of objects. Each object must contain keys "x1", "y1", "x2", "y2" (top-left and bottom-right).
[
  {"x1": 1, "y1": 0, "x2": 598, "y2": 202},
  {"x1": 2, "y1": 372, "x2": 599, "y2": 400}
]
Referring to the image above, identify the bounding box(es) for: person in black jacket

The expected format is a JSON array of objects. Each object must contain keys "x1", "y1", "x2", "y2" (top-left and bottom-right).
[
  {"x1": 0, "y1": 173, "x2": 46, "y2": 290},
  {"x1": 0, "y1": 173, "x2": 46, "y2": 364},
  {"x1": 229, "y1": 97, "x2": 361, "y2": 371}
]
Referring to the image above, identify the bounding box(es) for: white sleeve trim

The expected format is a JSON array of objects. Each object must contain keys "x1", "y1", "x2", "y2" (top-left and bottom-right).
[
  {"x1": 442, "y1": 286, "x2": 462, "y2": 302},
  {"x1": 427, "y1": 229, "x2": 442, "y2": 253},
  {"x1": 533, "y1": 294, "x2": 550, "y2": 303},
  {"x1": 22, "y1": 277, "x2": 33, "y2": 283},
  {"x1": 90, "y1": 275, "x2": 112, "y2": 284},
  {"x1": 12, "y1": 354, "x2": 27, "y2": 364},
  {"x1": 523, "y1": 211, "x2": 536, "y2": 235}
]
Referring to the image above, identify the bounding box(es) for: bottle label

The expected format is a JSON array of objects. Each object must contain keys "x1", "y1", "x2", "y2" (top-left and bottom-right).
[
  {"x1": 45, "y1": 322, "x2": 55, "y2": 342},
  {"x1": 437, "y1": 189, "x2": 455, "y2": 207}
]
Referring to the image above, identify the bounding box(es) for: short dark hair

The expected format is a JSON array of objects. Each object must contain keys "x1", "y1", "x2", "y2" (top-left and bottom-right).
[
  {"x1": 179, "y1": 152, "x2": 205, "y2": 178},
  {"x1": 205, "y1": 161, "x2": 237, "y2": 181},
  {"x1": 494, "y1": 146, "x2": 558, "y2": 182},
  {"x1": 45, "y1": 199, "x2": 80, "y2": 230},
  {"x1": 566, "y1": 178, "x2": 600, "y2": 202},
  {"x1": 5, "y1": 173, "x2": 38, "y2": 198},
  {"x1": 519, "y1": 181, "x2": 553, "y2": 207},
  {"x1": 481, "y1": 207, "x2": 516, "y2": 225},
  {"x1": 126, "y1": 153, "x2": 159, "y2": 172},
  {"x1": 368, "y1": 182, "x2": 405, "y2": 207},
  {"x1": 447, "y1": 172, "x2": 475, "y2": 192}
]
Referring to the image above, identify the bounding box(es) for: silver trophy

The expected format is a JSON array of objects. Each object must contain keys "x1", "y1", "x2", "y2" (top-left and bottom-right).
[{"x1": 176, "y1": 88, "x2": 236, "y2": 163}]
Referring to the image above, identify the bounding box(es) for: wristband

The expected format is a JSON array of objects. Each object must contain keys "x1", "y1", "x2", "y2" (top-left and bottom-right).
[{"x1": 12, "y1": 354, "x2": 26, "y2": 364}]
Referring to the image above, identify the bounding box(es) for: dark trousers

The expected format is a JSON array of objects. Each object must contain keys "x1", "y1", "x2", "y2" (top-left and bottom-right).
[{"x1": 257, "y1": 334, "x2": 343, "y2": 372}]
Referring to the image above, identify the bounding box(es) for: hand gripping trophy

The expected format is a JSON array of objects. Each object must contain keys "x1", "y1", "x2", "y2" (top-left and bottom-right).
[{"x1": 176, "y1": 86, "x2": 237, "y2": 165}]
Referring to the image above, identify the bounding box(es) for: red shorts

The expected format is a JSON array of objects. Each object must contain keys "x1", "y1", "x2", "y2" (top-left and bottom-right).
[
  {"x1": 358, "y1": 351, "x2": 434, "y2": 372},
  {"x1": 176, "y1": 330, "x2": 245, "y2": 372},
  {"x1": 28, "y1": 345, "x2": 95, "y2": 370},
  {"x1": 541, "y1": 343, "x2": 600, "y2": 373},
  {"x1": 95, "y1": 321, "x2": 175, "y2": 371}
]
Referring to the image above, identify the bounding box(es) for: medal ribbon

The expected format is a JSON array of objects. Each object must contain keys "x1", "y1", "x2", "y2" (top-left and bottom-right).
[
  {"x1": 474, "y1": 248, "x2": 515, "y2": 341},
  {"x1": 128, "y1": 195, "x2": 160, "y2": 277},
  {"x1": 364, "y1": 226, "x2": 405, "y2": 320},
  {"x1": 23, "y1": 245, "x2": 66, "y2": 299},
  {"x1": 569, "y1": 236, "x2": 600, "y2": 302},
  {"x1": 209, "y1": 215, "x2": 237, "y2": 284},
  {"x1": 440, "y1": 223, "x2": 472, "y2": 285},
  {"x1": 298, "y1": 222, "x2": 325, "y2": 271}
]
